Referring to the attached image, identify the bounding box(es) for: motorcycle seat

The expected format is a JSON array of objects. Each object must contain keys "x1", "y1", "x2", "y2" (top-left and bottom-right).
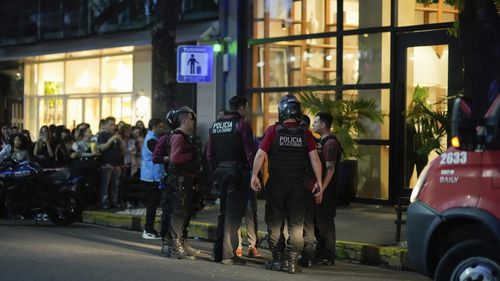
[{"x1": 47, "y1": 169, "x2": 71, "y2": 187}]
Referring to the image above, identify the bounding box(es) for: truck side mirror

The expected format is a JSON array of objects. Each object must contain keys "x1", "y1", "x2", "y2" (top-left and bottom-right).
[
  {"x1": 484, "y1": 95, "x2": 500, "y2": 148},
  {"x1": 451, "y1": 97, "x2": 474, "y2": 150}
]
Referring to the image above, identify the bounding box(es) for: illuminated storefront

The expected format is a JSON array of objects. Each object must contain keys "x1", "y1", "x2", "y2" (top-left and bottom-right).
[
  {"x1": 246, "y1": 0, "x2": 459, "y2": 202},
  {"x1": 23, "y1": 46, "x2": 152, "y2": 137}
]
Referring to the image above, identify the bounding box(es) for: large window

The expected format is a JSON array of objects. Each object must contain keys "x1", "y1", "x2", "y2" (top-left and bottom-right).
[
  {"x1": 37, "y1": 62, "x2": 64, "y2": 96},
  {"x1": 66, "y1": 59, "x2": 100, "y2": 94},
  {"x1": 251, "y1": 91, "x2": 289, "y2": 136},
  {"x1": 252, "y1": 38, "x2": 337, "y2": 88},
  {"x1": 101, "y1": 55, "x2": 133, "y2": 93},
  {"x1": 343, "y1": 89, "x2": 390, "y2": 140},
  {"x1": 357, "y1": 144, "x2": 389, "y2": 200},
  {"x1": 343, "y1": 33, "x2": 391, "y2": 84},
  {"x1": 397, "y1": 0, "x2": 458, "y2": 26},
  {"x1": 251, "y1": 0, "x2": 391, "y2": 39},
  {"x1": 23, "y1": 46, "x2": 147, "y2": 138},
  {"x1": 249, "y1": 0, "x2": 396, "y2": 201}
]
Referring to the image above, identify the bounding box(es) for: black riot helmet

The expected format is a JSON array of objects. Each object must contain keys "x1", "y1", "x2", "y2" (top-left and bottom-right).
[
  {"x1": 165, "y1": 108, "x2": 176, "y2": 130},
  {"x1": 166, "y1": 106, "x2": 196, "y2": 130},
  {"x1": 278, "y1": 94, "x2": 302, "y2": 122}
]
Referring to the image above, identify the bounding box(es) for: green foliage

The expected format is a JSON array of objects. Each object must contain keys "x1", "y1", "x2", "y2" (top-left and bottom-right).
[
  {"x1": 416, "y1": 0, "x2": 500, "y2": 21},
  {"x1": 405, "y1": 85, "x2": 451, "y2": 160},
  {"x1": 297, "y1": 85, "x2": 384, "y2": 159},
  {"x1": 415, "y1": 0, "x2": 464, "y2": 11},
  {"x1": 447, "y1": 20, "x2": 460, "y2": 37},
  {"x1": 44, "y1": 81, "x2": 58, "y2": 95}
]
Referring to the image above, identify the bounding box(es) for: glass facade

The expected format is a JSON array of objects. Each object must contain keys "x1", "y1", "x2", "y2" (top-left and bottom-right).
[
  {"x1": 251, "y1": 38, "x2": 337, "y2": 88},
  {"x1": 343, "y1": 33, "x2": 391, "y2": 84},
  {"x1": 0, "y1": 0, "x2": 218, "y2": 47},
  {"x1": 251, "y1": 0, "x2": 391, "y2": 39},
  {"x1": 248, "y1": 0, "x2": 458, "y2": 201},
  {"x1": 23, "y1": 46, "x2": 151, "y2": 138},
  {"x1": 404, "y1": 44, "x2": 449, "y2": 188},
  {"x1": 357, "y1": 144, "x2": 389, "y2": 199},
  {"x1": 397, "y1": 0, "x2": 458, "y2": 26}
]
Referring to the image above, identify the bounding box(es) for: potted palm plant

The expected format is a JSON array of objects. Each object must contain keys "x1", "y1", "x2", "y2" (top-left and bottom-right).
[
  {"x1": 297, "y1": 78, "x2": 385, "y2": 205},
  {"x1": 404, "y1": 85, "x2": 451, "y2": 187}
]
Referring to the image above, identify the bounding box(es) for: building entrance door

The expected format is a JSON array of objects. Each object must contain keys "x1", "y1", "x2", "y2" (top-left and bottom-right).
[{"x1": 392, "y1": 29, "x2": 457, "y2": 200}]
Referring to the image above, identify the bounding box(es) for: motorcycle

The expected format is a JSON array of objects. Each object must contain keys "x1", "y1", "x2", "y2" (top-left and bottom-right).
[{"x1": 0, "y1": 159, "x2": 84, "y2": 226}]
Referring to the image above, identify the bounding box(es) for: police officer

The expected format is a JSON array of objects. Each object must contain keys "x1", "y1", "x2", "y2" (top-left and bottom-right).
[
  {"x1": 160, "y1": 106, "x2": 199, "y2": 260},
  {"x1": 251, "y1": 94, "x2": 323, "y2": 274},
  {"x1": 208, "y1": 95, "x2": 257, "y2": 265},
  {"x1": 311, "y1": 112, "x2": 342, "y2": 266}
]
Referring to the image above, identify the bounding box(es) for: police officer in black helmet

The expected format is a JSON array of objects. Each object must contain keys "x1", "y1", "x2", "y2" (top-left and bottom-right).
[
  {"x1": 251, "y1": 94, "x2": 324, "y2": 273},
  {"x1": 160, "y1": 106, "x2": 200, "y2": 259},
  {"x1": 207, "y1": 95, "x2": 257, "y2": 265}
]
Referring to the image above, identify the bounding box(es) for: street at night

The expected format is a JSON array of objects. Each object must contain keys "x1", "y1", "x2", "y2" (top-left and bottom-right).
[
  {"x1": 0, "y1": 1, "x2": 499, "y2": 281},
  {"x1": 0, "y1": 220, "x2": 427, "y2": 281}
]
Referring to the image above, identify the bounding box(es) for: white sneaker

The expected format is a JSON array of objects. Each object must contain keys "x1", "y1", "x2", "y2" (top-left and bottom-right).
[{"x1": 142, "y1": 230, "x2": 161, "y2": 240}]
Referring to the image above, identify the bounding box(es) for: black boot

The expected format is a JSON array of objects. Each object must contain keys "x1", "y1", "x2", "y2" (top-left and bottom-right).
[
  {"x1": 169, "y1": 238, "x2": 195, "y2": 260},
  {"x1": 287, "y1": 252, "x2": 300, "y2": 274},
  {"x1": 264, "y1": 252, "x2": 282, "y2": 271},
  {"x1": 298, "y1": 257, "x2": 312, "y2": 268},
  {"x1": 160, "y1": 239, "x2": 171, "y2": 257}
]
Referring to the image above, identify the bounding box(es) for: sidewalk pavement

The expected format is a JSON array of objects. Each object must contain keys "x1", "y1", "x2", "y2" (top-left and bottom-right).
[{"x1": 82, "y1": 200, "x2": 410, "y2": 270}]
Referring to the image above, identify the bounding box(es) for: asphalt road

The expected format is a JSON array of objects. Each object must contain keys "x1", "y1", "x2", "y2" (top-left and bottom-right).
[{"x1": 0, "y1": 219, "x2": 429, "y2": 281}]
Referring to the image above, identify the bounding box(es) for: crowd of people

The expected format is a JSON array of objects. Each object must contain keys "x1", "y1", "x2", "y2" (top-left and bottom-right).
[
  {"x1": 0, "y1": 118, "x2": 149, "y2": 209},
  {"x1": 0, "y1": 93, "x2": 341, "y2": 274}
]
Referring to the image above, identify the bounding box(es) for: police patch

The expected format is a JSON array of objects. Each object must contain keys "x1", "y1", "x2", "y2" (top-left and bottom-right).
[
  {"x1": 212, "y1": 121, "x2": 234, "y2": 134},
  {"x1": 278, "y1": 135, "x2": 303, "y2": 147}
]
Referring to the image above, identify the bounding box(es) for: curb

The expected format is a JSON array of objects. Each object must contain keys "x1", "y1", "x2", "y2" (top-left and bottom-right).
[{"x1": 82, "y1": 211, "x2": 410, "y2": 270}]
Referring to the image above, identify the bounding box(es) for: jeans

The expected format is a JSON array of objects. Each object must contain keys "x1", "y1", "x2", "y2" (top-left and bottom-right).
[
  {"x1": 100, "y1": 164, "x2": 122, "y2": 207},
  {"x1": 238, "y1": 188, "x2": 258, "y2": 249}
]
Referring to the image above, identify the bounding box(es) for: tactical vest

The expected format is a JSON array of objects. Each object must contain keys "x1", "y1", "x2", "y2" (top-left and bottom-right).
[
  {"x1": 167, "y1": 130, "x2": 198, "y2": 176},
  {"x1": 317, "y1": 134, "x2": 342, "y2": 185},
  {"x1": 268, "y1": 124, "x2": 308, "y2": 176},
  {"x1": 210, "y1": 117, "x2": 245, "y2": 164}
]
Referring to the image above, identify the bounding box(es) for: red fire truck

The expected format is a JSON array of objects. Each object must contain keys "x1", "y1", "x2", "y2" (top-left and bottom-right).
[{"x1": 407, "y1": 96, "x2": 500, "y2": 281}]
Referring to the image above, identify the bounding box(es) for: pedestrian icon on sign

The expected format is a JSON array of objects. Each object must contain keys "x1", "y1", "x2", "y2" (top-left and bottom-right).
[
  {"x1": 188, "y1": 54, "x2": 200, "y2": 74},
  {"x1": 177, "y1": 45, "x2": 213, "y2": 83}
]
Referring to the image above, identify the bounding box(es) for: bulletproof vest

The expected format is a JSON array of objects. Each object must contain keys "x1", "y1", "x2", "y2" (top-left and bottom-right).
[
  {"x1": 167, "y1": 130, "x2": 198, "y2": 176},
  {"x1": 268, "y1": 124, "x2": 308, "y2": 176},
  {"x1": 210, "y1": 117, "x2": 245, "y2": 163},
  {"x1": 318, "y1": 135, "x2": 342, "y2": 184}
]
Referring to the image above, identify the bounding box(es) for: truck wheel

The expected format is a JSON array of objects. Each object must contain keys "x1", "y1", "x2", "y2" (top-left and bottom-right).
[{"x1": 434, "y1": 239, "x2": 500, "y2": 281}]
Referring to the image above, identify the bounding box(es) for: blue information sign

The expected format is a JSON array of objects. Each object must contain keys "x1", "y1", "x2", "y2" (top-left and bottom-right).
[{"x1": 176, "y1": 45, "x2": 214, "y2": 83}]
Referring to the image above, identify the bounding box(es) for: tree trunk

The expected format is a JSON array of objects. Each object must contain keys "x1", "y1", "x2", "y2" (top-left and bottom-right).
[{"x1": 151, "y1": 0, "x2": 181, "y2": 118}]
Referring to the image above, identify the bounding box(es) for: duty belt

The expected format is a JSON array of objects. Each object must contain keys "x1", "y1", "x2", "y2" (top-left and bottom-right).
[
  {"x1": 170, "y1": 172, "x2": 197, "y2": 178},
  {"x1": 217, "y1": 162, "x2": 248, "y2": 170}
]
